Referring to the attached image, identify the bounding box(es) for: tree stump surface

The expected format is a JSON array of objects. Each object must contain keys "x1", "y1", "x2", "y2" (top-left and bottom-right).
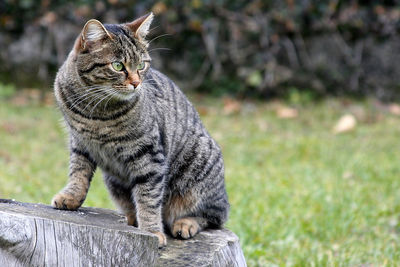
[{"x1": 0, "y1": 199, "x2": 246, "y2": 267}]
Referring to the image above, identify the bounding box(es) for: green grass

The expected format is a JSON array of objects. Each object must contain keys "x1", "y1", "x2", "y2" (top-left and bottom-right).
[{"x1": 1, "y1": 95, "x2": 400, "y2": 266}]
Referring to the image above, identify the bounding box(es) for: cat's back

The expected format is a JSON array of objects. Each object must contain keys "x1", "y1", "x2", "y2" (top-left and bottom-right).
[
  {"x1": 145, "y1": 68, "x2": 215, "y2": 158},
  {"x1": 145, "y1": 68, "x2": 203, "y2": 131},
  {"x1": 146, "y1": 68, "x2": 191, "y2": 107}
]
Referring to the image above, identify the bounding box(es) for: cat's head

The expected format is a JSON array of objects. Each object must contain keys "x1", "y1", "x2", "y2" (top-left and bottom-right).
[{"x1": 72, "y1": 13, "x2": 154, "y2": 99}]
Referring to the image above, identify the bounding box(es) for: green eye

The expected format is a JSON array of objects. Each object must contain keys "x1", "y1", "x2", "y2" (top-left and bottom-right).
[
  {"x1": 137, "y1": 62, "x2": 145, "y2": 70},
  {"x1": 112, "y1": 62, "x2": 124, "y2": 71}
]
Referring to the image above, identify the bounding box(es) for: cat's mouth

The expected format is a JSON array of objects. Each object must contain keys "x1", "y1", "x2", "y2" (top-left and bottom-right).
[
  {"x1": 112, "y1": 84, "x2": 138, "y2": 99},
  {"x1": 116, "y1": 84, "x2": 134, "y2": 92}
]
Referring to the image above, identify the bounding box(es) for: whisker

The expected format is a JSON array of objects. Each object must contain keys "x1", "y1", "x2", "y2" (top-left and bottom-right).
[
  {"x1": 142, "y1": 82, "x2": 158, "y2": 85},
  {"x1": 100, "y1": 89, "x2": 121, "y2": 113},
  {"x1": 142, "y1": 79, "x2": 159, "y2": 83},
  {"x1": 70, "y1": 85, "x2": 108, "y2": 96},
  {"x1": 68, "y1": 85, "x2": 108, "y2": 100},
  {"x1": 148, "y1": 33, "x2": 172, "y2": 45},
  {"x1": 141, "y1": 81, "x2": 158, "y2": 84},
  {"x1": 81, "y1": 91, "x2": 108, "y2": 113},
  {"x1": 89, "y1": 91, "x2": 115, "y2": 118},
  {"x1": 141, "y1": 79, "x2": 159, "y2": 85},
  {"x1": 79, "y1": 92, "x2": 105, "y2": 111},
  {"x1": 148, "y1": 25, "x2": 160, "y2": 33},
  {"x1": 141, "y1": 82, "x2": 158, "y2": 86},
  {"x1": 80, "y1": 85, "x2": 107, "y2": 89},
  {"x1": 103, "y1": 90, "x2": 120, "y2": 112},
  {"x1": 69, "y1": 88, "x2": 107, "y2": 109},
  {"x1": 148, "y1": 47, "x2": 172, "y2": 53},
  {"x1": 69, "y1": 87, "x2": 106, "y2": 102}
]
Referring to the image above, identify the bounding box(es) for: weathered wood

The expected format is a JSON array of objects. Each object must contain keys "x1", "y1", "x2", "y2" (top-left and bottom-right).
[
  {"x1": 156, "y1": 229, "x2": 246, "y2": 267},
  {"x1": 0, "y1": 199, "x2": 158, "y2": 267},
  {"x1": 0, "y1": 199, "x2": 246, "y2": 267}
]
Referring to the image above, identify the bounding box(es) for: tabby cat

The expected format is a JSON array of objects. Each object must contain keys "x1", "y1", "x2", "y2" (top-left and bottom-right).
[{"x1": 51, "y1": 13, "x2": 229, "y2": 247}]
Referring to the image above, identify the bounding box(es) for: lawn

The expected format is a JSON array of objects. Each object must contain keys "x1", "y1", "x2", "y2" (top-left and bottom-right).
[{"x1": 1, "y1": 92, "x2": 400, "y2": 266}]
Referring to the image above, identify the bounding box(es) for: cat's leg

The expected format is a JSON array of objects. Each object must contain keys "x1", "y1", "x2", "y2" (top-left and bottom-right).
[
  {"x1": 164, "y1": 192, "x2": 211, "y2": 239},
  {"x1": 52, "y1": 144, "x2": 96, "y2": 210},
  {"x1": 169, "y1": 192, "x2": 228, "y2": 239},
  {"x1": 163, "y1": 191, "x2": 201, "y2": 238},
  {"x1": 133, "y1": 174, "x2": 167, "y2": 248},
  {"x1": 168, "y1": 157, "x2": 229, "y2": 239},
  {"x1": 103, "y1": 173, "x2": 137, "y2": 227}
]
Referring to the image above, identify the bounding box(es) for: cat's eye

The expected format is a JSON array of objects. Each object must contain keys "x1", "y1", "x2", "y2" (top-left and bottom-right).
[
  {"x1": 112, "y1": 62, "x2": 124, "y2": 71},
  {"x1": 137, "y1": 62, "x2": 145, "y2": 70}
]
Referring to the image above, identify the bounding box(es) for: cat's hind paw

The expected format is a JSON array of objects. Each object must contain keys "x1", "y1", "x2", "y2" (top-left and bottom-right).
[
  {"x1": 172, "y1": 217, "x2": 200, "y2": 239},
  {"x1": 51, "y1": 192, "x2": 83, "y2": 210}
]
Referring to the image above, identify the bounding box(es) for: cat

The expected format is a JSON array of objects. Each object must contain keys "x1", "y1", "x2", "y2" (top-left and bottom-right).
[{"x1": 51, "y1": 13, "x2": 229, "y2": 248}]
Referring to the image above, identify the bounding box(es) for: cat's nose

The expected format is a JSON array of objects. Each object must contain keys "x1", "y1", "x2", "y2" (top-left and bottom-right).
[
  {"x1": 130, "y1": 72, "x2": 140, "y2": 88},
  {"x1": 131, "y1": 80, "x2": 140, "y2": 88}
]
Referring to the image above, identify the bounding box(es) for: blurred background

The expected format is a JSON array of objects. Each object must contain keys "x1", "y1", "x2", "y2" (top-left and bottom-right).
[
  {"x1": 1, "y1": 0, "x2": 400, "y2": 99},
  {"x1": 1, "y1": 1, "x2": 400, "y2": 266}
]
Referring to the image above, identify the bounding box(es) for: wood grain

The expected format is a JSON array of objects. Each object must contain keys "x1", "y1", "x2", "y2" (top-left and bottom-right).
[{"x1": 0, "y1": 199, "x2": 246, "y2": 267}]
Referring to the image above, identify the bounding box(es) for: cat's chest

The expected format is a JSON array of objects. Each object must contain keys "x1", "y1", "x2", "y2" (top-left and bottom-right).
[
  {"x1": 68, "y1": 118, "x2": 125, "y2": 142},
  {"x1": 83, "y1": 139, "x2": 129, "y2": 180}
]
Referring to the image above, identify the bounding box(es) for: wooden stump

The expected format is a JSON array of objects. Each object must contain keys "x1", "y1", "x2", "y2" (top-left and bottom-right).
[{"x1": 0, "y1": 199, "x2": 246, "y2": 267}]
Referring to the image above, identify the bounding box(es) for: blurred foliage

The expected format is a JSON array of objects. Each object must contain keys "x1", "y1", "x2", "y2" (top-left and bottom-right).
[
  {"x1": 0, "y1": 83, "x2": 16, "y2": 100},
  {"x1": 1, "y1": 0, "x2": 400, "y2": 99},
  {"x1": 285, "y1": 87, "x2": 318, "y2": 106}
]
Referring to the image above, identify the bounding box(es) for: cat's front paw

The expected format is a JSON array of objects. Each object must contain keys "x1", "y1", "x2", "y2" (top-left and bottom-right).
[
  {"x1": 51, "y1": 192, "x2": 83, "y2": 210},
  {"x1": 150, "y1": 231, "x2": 167, "y2": 248}
]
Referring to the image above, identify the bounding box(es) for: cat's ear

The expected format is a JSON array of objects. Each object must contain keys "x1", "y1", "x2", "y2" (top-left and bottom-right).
[
  {"x1": 83, "y1": 19, "x2": 111, "y2": 41},
  {"x1": 126, "y1": 13, "x2": 154, "y2": 40},
  {"x1": 75, "y1": 19, "x2": 111, "y2": 51}
]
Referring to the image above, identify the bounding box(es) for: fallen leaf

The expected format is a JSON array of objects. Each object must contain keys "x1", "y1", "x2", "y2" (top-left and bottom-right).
[
  {"x1": 0, "y1": 150, "x2": 11, "y2": 163},
  {"x1": 223, "y1": 97, "x2": 241, "y2": 115},
  {"x1": 342, "y1": 171, "x2": 353, "y2": 179},
  {"x1": 10, "y1": 95, "x2": 29, "y2": 106},
  {"x1": 197, "y1": 106, "x2": 209, "y2": 116},
  {"x1": 388, "y1": 103, "x2": 400, "y2": 116},
  {"x1": 43, "y1": 92, "x2": 55, "y2": 106},
  {"x1": 276, "y1": 106, "x2": 298, "y2": 119},
  {"x1": 333, "y1": 114, "x2": 357, "y2": 134},
  {"x1": 0, "y1": 122, "x2": 17, "y2": 134}
]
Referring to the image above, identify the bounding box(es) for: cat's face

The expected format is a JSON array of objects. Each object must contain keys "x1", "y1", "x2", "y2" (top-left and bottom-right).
[{"x1": 73, "y1": 13, "x2": 153, "y2": 100}]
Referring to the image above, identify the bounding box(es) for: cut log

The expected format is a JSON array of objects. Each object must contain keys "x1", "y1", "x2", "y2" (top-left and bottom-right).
[{"x1": 0, "y1": 199, "x2": 246, "y2": 267}]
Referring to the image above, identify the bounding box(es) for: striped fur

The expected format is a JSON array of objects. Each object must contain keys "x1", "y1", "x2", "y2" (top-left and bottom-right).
[{"x1": 51, "y1": 13, "x2": 229, "y2": 247}]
